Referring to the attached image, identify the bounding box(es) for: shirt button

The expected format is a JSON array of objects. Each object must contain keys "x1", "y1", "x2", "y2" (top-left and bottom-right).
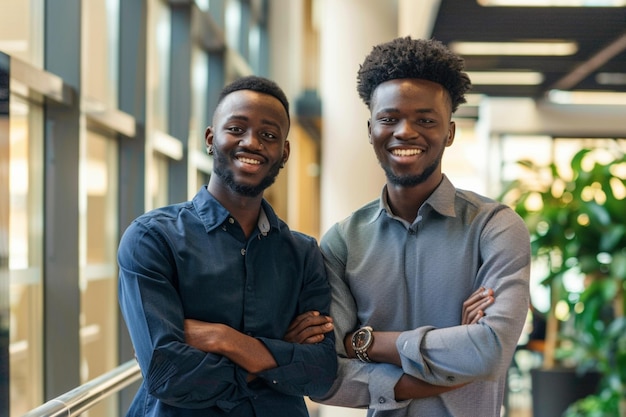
[
  {"x1": 272, "y1": 380, "x2": 278, "y2": 384},
  {"x1": 228, "y1": 217, "x2": 235, "y2": 224},
  {"x1": 378, "y1": 397, "x2": 386, "y2": 404},
  {"x1": 241, "y1": 248, "x2": 246, "y2": 255}
]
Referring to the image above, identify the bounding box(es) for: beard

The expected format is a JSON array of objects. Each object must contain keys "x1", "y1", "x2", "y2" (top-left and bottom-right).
[
  {"x1": 382, "y1": 146, "x2": 444, "y2": 187},
  {"x1": 212, "y1": 146, "x2": 282, "y2": 197}
]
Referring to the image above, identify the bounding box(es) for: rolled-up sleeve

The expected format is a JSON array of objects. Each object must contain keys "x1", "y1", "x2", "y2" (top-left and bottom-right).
[
  {"x1": 118, "y1": 220, "x2": 253, "y2": 411},
  {"x1": 396, "y1": 208, "x2": 530, "y2": 385},
  {"x1": 313, "y1": 199, "x2": 530, "y2": 411}
]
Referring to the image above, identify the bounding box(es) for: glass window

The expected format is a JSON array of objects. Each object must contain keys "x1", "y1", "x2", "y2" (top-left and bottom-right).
[
  {"x1": 79, "y1": 127, "x2": 119, "y2": 417},
  {"x1": 82, "y1": 0, "x2": 120, "y2": 108},
  {"x1": 151, "y1": 152, "x2": 170, "y2": 209},
  {"x1": 189, "y1": 46, "x2": 211, "y2": 193},
  {"x1": 225, "y1": 0, "x2": 242, "y2": 52},
  {"x1": 0, "y1": 0, "x2": 44, "y2": 68},
  {"x1": 8, "y1": 95, "x2": 44, "y2": 417},
  {"x1": 191, "y1": 46, "x2": 208, "y2": 153},
  {"x1": 147, "y1": 0, "x2": 171, "y2": 132}
]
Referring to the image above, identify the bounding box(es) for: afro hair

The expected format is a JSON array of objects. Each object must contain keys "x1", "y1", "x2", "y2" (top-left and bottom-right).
[{"x1": 357, "y1": 37, "x2": 471, "y2": 113}]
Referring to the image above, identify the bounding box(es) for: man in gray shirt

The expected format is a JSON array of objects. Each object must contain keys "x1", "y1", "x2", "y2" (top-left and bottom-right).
[{"x1": 313, "y1": 37, "x2": 531, "y2": 416}]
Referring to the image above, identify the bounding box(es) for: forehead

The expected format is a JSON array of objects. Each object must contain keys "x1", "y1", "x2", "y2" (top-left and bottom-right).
[
  {"x1": 371, "y1": 78, "x2": 451, "y2": 112},
  {"x1": 216, "y1": 90, "x2": 289, "y2": 128}
]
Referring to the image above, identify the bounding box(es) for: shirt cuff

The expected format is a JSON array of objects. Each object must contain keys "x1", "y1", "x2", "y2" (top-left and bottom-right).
[
  {"x1": 396, "y1": 326, "x2": 432, "y2": 374},
  {"x1": 368, "y1": 363, "x2": 411, "y2": 411}
]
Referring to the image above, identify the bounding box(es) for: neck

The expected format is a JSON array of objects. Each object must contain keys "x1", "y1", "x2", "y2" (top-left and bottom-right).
[{"x1": 385, "y1": 174, "x2": 443, "y2": 223}]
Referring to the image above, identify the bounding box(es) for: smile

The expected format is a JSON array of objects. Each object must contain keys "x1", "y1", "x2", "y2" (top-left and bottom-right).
[
  {"x1": 237, "y1": 156, "x2": 262, "y2": 165},
  {"x1": 391, "y1": 148, "x2": 423, "y2": 156}
]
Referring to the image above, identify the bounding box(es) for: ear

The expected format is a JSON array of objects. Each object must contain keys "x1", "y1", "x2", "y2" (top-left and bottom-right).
[
  {"x1": 205, "y1": 126, "x2": 214, "y2": 147},
  {"x1": 281, "y1": 140, "x2": 291, "y2": 166},
  {"x1": 367, "y1": 119, "x2": 372, "y2": 144},
  {"x1": 446, "y1": 121, "x2": 456, "y2": 147}
]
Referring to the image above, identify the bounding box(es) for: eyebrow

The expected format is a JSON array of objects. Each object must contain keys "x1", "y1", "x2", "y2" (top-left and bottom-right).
[
  {"x1": 225, "y1": 114, "x2": 283, "y2": 131},
  {"x1": 376, "y1": 107, "x2": 437, "y2": 115}
]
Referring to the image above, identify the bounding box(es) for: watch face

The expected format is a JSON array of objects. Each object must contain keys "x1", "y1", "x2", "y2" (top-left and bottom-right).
[{"x1": 354, "y1": 328, "x2": 372, "y2": 349}]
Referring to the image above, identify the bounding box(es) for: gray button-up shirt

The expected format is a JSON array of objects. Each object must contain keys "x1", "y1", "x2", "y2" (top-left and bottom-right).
[{"x1": 315, "y1": 175, "x2": 530, "y2": 417}]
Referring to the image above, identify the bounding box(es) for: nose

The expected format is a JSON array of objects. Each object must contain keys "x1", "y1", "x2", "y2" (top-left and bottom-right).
[
  {"x1": 239, "y1": 132, "x2": 263, "y2": 150},
  {"x1": 394, "y1": 120, "x2": 418, "y2": 140}
]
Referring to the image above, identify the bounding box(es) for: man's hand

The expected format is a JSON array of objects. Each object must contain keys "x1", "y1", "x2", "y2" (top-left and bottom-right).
[
  {"x1": 284, "y1": 311, "x2": 334, "y2": 344},
  {"x1": 462, "y1": 287, "x2": 494, "y2": 324}
]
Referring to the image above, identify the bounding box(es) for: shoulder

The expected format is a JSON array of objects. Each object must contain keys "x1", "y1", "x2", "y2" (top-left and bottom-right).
[
  {"x1": 122, "y1": 201, "x2": 196, "y2": 241},
  {"x1": 453, "y1": 189, "x2": 529, "y2": 245},
  {"x1": 337, "y1": 199, "x2": 381, "y2": 230},
  {"x1": 268, "y1": 212, "x2": 320, "y2": 254},
  {"x1": 135, "y1": 201, "x2": 194, "y2": 227},
  {"x1": 455, "y1": 188, "x2": 521, "y2": 221},
  {"x1": 321, "y1": 199, "x2": 380, "y2": 249}
]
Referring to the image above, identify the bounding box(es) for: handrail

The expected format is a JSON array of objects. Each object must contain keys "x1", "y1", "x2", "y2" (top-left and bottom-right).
[{"x1": 22, "y1": 359, "x2": 142, "y2": 417}]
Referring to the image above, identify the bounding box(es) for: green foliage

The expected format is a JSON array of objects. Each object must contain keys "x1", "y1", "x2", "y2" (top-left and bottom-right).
[
  {"x1": 499, "y1": 146, "x2": 626, "y2": 412},
  {"x1": 563, "y1": 387, "x2": 620, "y2": 417}
]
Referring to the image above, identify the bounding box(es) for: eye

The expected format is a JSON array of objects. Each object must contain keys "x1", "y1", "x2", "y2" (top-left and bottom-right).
[
  {"x1": 226, "y1": 126, "x2": 245, "y2": 134},
  {"x1": 379, "y1": 117, "x2": 397, "y2": 124},
  {"x1": 262, "y1": 131, "x2": 278, "y2": 140}
]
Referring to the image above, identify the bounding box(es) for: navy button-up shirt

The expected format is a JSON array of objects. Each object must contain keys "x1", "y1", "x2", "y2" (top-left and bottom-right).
[{"x1": 118, "y1": 187, "x2": 337, "y2": 416}]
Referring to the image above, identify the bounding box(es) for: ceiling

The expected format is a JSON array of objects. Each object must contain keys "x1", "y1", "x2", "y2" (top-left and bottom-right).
[{"x1": 430, "y1": 0, "x2": 626, "y2": 100}]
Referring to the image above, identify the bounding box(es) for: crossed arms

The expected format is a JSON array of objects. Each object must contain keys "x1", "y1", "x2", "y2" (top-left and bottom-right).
[{"x1": 185, "y1": 287, "x2": 493, "y2": 399}]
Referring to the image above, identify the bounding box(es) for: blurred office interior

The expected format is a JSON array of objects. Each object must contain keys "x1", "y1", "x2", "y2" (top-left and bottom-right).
[{"x1": 1, "y1": 0, "x2": 625, "y2": 416}]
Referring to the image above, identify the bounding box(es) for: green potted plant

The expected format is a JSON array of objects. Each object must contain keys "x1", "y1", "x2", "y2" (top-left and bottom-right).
[{"x1": 499, "y1": 146, "x2": 626, "y2": 417}]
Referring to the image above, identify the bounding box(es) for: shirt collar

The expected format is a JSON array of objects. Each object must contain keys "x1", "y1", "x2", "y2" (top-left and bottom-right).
[
  {"x1": 192, "y1": 186, "x2": 280, "y2": 234},
  {"x1": 369, "y1": 174, "x2": 458, "y2": 224},
  {"x1": 423, "y1": 175, "x2": 457, "y2": 218}
]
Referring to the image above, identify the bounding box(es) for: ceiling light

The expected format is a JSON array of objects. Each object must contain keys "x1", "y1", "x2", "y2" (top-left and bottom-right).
[
  {"x1": 466, "y1": 71, "x2": 544, "y2": 85},
  {"x1": 478, "y1": 0, "x2": 626, "y2": 6},
  {"x1": 548, "y1": 89, "x2": 626, "y2": 104},
  {"x1": 450, "y1": 41, "x2": 578, "y2": 56}
]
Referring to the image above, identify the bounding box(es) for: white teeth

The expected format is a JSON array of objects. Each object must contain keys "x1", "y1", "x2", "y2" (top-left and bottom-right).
[
  {"x1": 391, "y1": 149, "x2": 423, "y2": 156},
  {"x1": 238, "y1": 157, "x2": 261, "y2": 165}
]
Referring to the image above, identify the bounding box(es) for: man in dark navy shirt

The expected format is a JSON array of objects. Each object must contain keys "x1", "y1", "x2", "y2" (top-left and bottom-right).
[{"x1": 118, "y1": 76, "x2": 337, "y2": 417}]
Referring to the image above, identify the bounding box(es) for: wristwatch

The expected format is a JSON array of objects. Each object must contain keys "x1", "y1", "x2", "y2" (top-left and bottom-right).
[{"x1": 351, "y1": 326, "x2": 374, "y2": 363}]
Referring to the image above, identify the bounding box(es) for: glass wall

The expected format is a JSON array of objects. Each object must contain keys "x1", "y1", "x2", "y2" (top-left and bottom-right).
[
  {"x1": 82, "y1": 0, "x2": 119, "y2": 108},
  {"x1": 80, "y1": 128, "x2": 120, "y2": 417},
  {"x1": 0, "y1": 2, "x2": 316, "y2": 412},
  {"x1": 7, "y1": 95, "x2": 44, "y2": 416},
  {"x1": 0, "y1": 0, "x2": 274, "y2": 415},
  {"x1": 78, "y1": 3, "x2": 123, "y2": 416},
  {"x1": 0, "y1": 14, "x2": 46, "y2": 416},
  {"x1": 0, "y1": 0, "x2": 44, "y2": 68}
]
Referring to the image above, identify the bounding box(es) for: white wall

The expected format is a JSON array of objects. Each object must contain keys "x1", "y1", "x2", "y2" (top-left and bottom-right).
[{"x1": 318, "y1": 0, "x2": 396, "y2": 235}]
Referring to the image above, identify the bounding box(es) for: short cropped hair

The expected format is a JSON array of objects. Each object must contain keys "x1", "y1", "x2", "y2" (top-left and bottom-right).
[
  {"x1": 357, "y1": 37, "x2": 471, "y2": 113},
  {"x1": 218, "y1": 75, "x2": 290, "y2": 122}
]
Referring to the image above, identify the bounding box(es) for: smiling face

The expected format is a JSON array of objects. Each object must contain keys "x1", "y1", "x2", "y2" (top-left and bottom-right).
[
  {"x1": 368, "y1": 78, "x2": 455, "y2": 191},
  {"x1": 206, "y1": 89, "x2": 290, "y2": 198}
]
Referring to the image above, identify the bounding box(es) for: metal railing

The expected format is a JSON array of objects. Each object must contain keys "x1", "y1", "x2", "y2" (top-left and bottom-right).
[{"x1": 22, "y1": 359, "x2": 141, "y2": 417}]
